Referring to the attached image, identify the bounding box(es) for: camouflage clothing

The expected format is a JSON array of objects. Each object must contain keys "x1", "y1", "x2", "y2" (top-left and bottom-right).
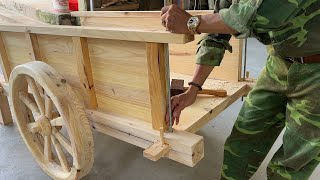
[
  {"x1": 222, "y1": 55, "x2": 320, "y2": 180},
  {"x1": 196, "y1": 0, "x2": 320, "y2": 65},
  {"x1": 194, "y1": 0, "x2": 320, "y2": 179}
]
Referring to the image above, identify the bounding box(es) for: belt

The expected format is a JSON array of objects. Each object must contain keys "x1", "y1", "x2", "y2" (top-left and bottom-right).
[{"x1": 284, "y1": 54, "x2": 320, "y2": 64}]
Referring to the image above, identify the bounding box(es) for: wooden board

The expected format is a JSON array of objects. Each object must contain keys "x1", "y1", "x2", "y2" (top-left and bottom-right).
[
  {"x1": 0, "y1": 24, "x2": 194, "y2": 44},
  {"x1": 87, "y1": 109, "x2": 204, "y2": 167},
  {"x1": 87, "y1": 38, "x2": 152, "y2": 123},
  {"x1": 172, "y1": 73, "x2": 250, "y2": 133},
  {"x1": 71, "y1": 11, "x2": 243, "y2": 81}
]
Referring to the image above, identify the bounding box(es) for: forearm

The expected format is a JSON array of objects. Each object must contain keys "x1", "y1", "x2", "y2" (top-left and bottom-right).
[
  {"x1": 197, "y1": 13, "x2": 238, "y2": 35},
  {"x1": 187, "y1": 64, "x2": 214, "y2": 93}
]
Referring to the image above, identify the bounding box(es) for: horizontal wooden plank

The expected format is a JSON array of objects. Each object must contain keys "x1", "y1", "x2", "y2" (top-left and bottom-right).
[
  {"x1": 71, "y1": 10, "x2": 243, "y2": 81},
  {"x1": 172, "y1": 73, "x2": 250, "y2": 133},
  {"x1": 86, "y1": 109, "x2": 204, "y2": 167},
  {"x1": 71, "y1": 10, "x2": 214, "y2": 18},
  {"x1": 0, "y1": 24, "x2": 194, "y2": 44}
]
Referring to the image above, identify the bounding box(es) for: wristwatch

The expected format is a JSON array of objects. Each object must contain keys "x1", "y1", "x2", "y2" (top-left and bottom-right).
[{"x1": 187, "y1": 16, "x2": 201, "y2": 34}]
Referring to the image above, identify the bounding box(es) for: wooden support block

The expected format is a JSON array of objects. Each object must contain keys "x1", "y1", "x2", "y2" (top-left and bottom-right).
[
  {"x1": 87, "y1": 109, "x2": 204, "y2": 167},
  {"x1": 72, "y1": 37, "x2": 98, "y2": 109},
  {"x1": 146, "y1": 43, "x2": 168, "y2": 131},
  {"x1": 143, "y1": 141, "x2": 170, "y2": 161},
  {"x1": 0, "y1": 93, "x2": 13, "y2": 125},
  {"x1": 25, "y1": 33, "x2": 43, "y2": 61},
  {"x1": 0, "y1": 32, "x2": 11, "y2": 82}
]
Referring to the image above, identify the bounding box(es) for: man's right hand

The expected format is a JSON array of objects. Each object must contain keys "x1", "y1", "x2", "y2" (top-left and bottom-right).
[{"x1": 165, "y1": 86, "x2": 199, "y2": 126}]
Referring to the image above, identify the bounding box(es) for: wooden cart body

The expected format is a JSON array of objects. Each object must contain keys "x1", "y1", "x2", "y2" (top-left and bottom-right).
[{"x1": 0, "y1": 11, "x2": 252, "y2": 178}]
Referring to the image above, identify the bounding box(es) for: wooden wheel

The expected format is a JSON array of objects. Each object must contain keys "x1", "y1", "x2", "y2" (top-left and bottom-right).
[{"x1": 9, "y1": 61, "x2": 94, "y2": 179}]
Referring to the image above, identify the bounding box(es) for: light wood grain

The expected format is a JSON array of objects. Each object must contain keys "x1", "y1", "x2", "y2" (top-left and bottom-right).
[
  {"x1": 72, "y1": 37, "x2": 98, "y2": 109},
  {"x1": 0, "y1": 24, "x2": 194, "y2": 44},
  {"x1": 9, "y1": 61, "x2": 94, "y2": 179},
  {"x1": 25, "y1": 33, "x2": 43, "y2": 61},
  {"x1": 87, "y1": 109, "x2": 204, "y2": 167},
  {"x1": 0, "y1": 32, "x2": 11, "y2": 82},
  {"x1": 88, "y1": 38, "x2": 152, "y2": 122},
  {"x1": 1, "y1": 32, "x2": 31, "y2": 70},
  {"x1": 172, "y1": 73, "x2": 250, "y2": 133},
  {"x1": 71, "y1": 10, "x2": 243, "y2": 81},
  {"x1": 146, "y1": 43, "x2": 167, "y2": 130},
  {"x1": 143, "y1": 141, "x2": 170, "y2": 161},
  {"x1": 0, "y1": 93, "x2": 13, "y2": 125}
]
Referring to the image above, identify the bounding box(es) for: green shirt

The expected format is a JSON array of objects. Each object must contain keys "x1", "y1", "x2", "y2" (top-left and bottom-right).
[{"x1": 197, "y1": 0, "x2": 320, "y2": 66}]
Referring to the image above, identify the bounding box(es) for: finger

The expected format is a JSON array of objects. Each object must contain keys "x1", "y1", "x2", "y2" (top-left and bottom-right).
[
  {"x1": 161, "y1": 13, "x2": 167, "y2": 27},
  {"x1": 160, "y1": 6, "x2": 169, "y2": 16},
  {"x1": 171, "y1": 96, "x2": 179, "y2": 110},
  {"x1": 172, "y1": 104, "x2": 185, "y2": 125}
]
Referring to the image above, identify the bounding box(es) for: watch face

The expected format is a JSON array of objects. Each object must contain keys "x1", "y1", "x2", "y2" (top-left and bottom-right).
[{"x1": 188, "y1": 17, "x2": 199, "y2": 28}]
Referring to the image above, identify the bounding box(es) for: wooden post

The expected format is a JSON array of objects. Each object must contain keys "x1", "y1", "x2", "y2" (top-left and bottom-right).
[
  {"x1": 146, "y1": 43, "x2": 168, "y2": 131},
  {"x1": 0, "y1": 87, "x2": 13, "y2": 125},
  {"x1": 78, "y1": 0, "x2": 88, "y2": 11},
  {"x1": 0, "y1": 32, "x2": 11, "y2": 82},
  {"x1": 25, "y1": 33, "x2": 43, "y2": 61},
  {"x1": 72, "y1": 37, "x2": 98, "y2": 109}
]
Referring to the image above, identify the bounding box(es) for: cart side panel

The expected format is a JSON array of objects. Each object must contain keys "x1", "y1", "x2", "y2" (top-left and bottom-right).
[
  {"x1": 36, "y1": 35, "x2": 86, "y2": 104},
  {"x1": 1, "y1": 32, "x2": 31, "y2": 70},
  {"x1": 73, "y1": 12, "x2": 243, "y2": 82},
  {"x1": 87, "y1": 38, "x2": 152, "y2": 123}
]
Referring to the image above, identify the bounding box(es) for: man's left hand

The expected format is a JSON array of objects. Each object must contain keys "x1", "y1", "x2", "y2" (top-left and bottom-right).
[{"x1": 161, "y1": 4, "x2": 192, "y2": 34}]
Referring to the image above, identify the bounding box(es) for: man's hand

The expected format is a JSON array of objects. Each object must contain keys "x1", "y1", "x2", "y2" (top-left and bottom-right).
[
  {"x1": 160, "y1": 4, "x2": 192, "y2": 34},
  {"x1": 165, "y1": 86, "x2": 198, "y2": 126}
]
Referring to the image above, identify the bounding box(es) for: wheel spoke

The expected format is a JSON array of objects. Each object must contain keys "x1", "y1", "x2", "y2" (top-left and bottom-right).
[
  {"x1": 50, "y1": 117, "x2": 65, "y2": 127},
  {"x1": 51, "y1": 135, "x2": 70, "y2": 172},
  {"x1": 19, "y1": 91, "x2": 40, "y2": 117},
  {"x1": 26, "y1": 76, "x2": 45, "y2": 115},
  {"x1": 45, "y1": 94, "x2": 53, "y2": 119},
  {"x1": 27, "y1": 122, "x2": 41, "y2": 133},
  {"x1": 44, "y1": 135, "x2": 52, "y2": 161},
  {"x1": 54, "y1": 130, "x2": 72, "y2": 155}
]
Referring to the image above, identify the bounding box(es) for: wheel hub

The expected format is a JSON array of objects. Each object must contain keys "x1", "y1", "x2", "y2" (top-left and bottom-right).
[{"x1": 36, "y1": 115, "x2": 52, "y2": 136}]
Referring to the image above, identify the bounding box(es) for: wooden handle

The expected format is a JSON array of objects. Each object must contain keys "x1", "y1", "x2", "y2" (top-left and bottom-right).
[
  {"x1": 183, "y1": 87, "x2": 227, "y2": 97},
  {"x1": 198, "y1": 89, "x2": 227, "y2": 97}
]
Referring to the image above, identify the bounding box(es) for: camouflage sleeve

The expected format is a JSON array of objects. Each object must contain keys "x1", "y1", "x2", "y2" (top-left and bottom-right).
[
  {"x1": 219, "y1": 0, "x2": 309, "y2": 38},
  {"x1": 219, "y1": 0, "x2": 263, "y2": 38},
  {"x1": 196, "y1": 34, "x2": 232, "y2": 66},
  {"x1": 196, "y1": 0, "x2": 233, "y2": 67}
]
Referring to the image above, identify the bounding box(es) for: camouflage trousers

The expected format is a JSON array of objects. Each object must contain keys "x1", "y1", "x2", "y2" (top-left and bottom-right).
[{"x1": 221, "y1": 55, "x2": 320, "y2": 180}]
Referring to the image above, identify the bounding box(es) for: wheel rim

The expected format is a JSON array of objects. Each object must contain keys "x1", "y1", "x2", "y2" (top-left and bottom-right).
[{"x1": 9, "y1": 62, "x2": 93, "y2": 179}]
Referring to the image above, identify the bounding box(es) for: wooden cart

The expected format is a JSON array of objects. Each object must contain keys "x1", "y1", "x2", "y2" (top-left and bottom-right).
[{"x1": 0, "y1": 11, "x2": 252, "y2": 179}]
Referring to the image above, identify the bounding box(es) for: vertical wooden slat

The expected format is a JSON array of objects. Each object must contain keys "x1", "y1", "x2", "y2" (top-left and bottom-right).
[
  {"x1": 72, "y1": 37, "x2": 98, "y2": 109},
  {"x1": 0, "y1": 88, "x2": 13, "y2": 125},
  {"x1": 78, "y1": 0, "x2": 88, "y2": 11},
  {"x1": 25, "y1": 33, "x2": 43, "y2": 61},
  {"x1": 0, "y1": 32, "x2": 12, "y2": 82},
  {"x1": 146, "y1": 43, "x2": 168, "y2": 131}
]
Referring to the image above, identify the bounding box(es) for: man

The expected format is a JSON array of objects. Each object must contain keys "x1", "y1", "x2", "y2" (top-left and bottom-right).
[{"x1": 161, "y1": 0, "x2": 320, "y2": 179}]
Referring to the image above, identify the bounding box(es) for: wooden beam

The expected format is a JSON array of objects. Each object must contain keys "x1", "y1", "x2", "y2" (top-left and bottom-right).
[
  {"x1": 72, "y1": 37, "x2": 97, "y2": 109},
  {"x1": 78, "y1": 0, "x2": 88, "y2": 11},
  {"x1": 25, "y1": 33, "x2": 43, "y2": 61},
  {"x1": 171, "y1": 73, "x2": 250, "y2": 133},
  {"x1": 0, "y1": 32, "x2": 11, "y2": 82},
  {"x1": 86, "y1": 109, "x2": 204, "y2": 167},
  {"x1": 71, "y1": 10, "x2": 214, "y2": 18},
  {"x1": 0, "y1": 93, "x2": 13, "y2": 125},
  {"x1": 0, "y1": 24, "x2": 194, "y2": 44},
  {"x1": 146, "y1": 43, "x2": 168, "y2": 131},
  {"x1": 143, "y1": 141, "x2": 170, "y2": 161}
]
